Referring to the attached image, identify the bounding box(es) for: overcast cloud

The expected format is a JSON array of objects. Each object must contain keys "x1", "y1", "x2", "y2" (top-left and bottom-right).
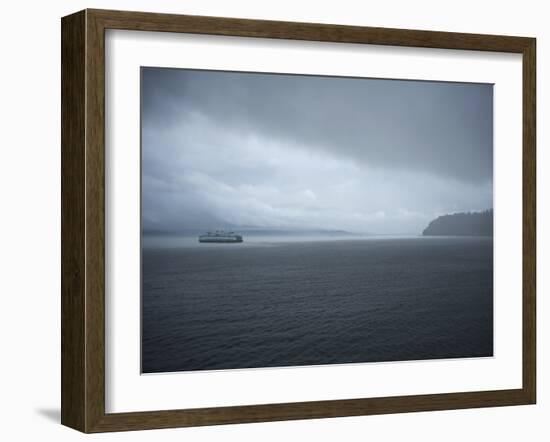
[{"x1": 141, "y1": 68, "x2": 493, "y2": 235}]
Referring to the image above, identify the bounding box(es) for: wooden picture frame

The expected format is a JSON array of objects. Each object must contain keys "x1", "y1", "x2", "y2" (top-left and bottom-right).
[{"x1": 61, "y1": 8, "x2": 536, "y2": 433}]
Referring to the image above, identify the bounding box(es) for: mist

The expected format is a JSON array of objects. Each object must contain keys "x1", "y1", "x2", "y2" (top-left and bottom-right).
[{"x1": 141, "y1": 68, "x2": 493, "y2": 235}]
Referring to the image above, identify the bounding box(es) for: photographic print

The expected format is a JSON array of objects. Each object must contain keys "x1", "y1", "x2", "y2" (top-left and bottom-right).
[{"x1": 141, "y1": 67, "x2": 494, "y2": 374}]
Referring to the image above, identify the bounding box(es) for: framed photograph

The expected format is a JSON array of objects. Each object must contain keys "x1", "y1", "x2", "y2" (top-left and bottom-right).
[{"x1": 61, "y1": 9, "x2": 536, "y2": 433}]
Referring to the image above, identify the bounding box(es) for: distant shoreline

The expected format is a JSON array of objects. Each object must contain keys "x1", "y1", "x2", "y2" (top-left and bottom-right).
[
  {"x1": 141, "y1": 233, "x2": 493, "y2": 250},
  {"x1": 422, "y1": 210, "x2": 493, "y2": 237}
]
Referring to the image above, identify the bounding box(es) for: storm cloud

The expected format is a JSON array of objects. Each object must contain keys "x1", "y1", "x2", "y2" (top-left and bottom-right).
[{"x1": 141, "y1": 67, "x2": 493, "y2": 234}]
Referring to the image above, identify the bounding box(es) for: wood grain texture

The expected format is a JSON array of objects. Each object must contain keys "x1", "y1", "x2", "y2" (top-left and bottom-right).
[
  {"x1": 61, "y1": 10, "x2": 86, "y2": 432},
  {"x1": 89, "y1": 8, "x2": 532, "y2": 53},
  {"x1": 90, "y1": 389, "x2": 531, "y2": 433},
  {"x1": 522, "y1": 38, "x2": 536, "y2": 403},
  {"x1": 84, "y1": 9, "x2": 107, "y2": 433},
  {"x1": 60, "y1": 8, "x2": 537, "y2": 433}
]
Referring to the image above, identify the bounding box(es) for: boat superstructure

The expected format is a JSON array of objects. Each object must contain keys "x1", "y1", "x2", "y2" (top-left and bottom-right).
[{"x1": 198, "y1": 230, "x2": 243, "y2": 243}]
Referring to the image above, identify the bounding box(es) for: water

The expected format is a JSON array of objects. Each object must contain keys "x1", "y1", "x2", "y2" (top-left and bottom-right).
[{"x1": 142, "y1": 236, "x2": 493, "y2": 373}]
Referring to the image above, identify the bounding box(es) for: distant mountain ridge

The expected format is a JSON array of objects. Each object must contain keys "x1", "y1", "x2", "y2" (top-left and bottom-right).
[{"x1": 422, "y1": 209, "x2": 493, "y2": 236}]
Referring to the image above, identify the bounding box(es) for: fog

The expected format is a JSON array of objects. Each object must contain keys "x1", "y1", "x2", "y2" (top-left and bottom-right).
[{"x1": 142, "y1": 68, "x2": 493, "y2": 235}]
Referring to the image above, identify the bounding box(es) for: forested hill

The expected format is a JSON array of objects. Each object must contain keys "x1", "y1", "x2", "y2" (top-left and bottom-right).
[{"x1": 422, "y1": 210, "x2": 493, "y2": 236}]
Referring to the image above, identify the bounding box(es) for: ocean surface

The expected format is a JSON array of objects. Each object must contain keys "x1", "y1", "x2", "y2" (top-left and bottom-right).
[{"x1": 142, "y1": 236, "x2": 493, "y2": 373}]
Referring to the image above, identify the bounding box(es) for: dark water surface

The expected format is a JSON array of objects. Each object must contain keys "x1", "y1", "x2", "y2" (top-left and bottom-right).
[{"x1": 142, "y1": 237, "x2": 493, "y2": 373}]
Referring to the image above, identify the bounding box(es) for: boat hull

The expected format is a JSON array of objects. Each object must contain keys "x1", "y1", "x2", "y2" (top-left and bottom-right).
[
  {"x1": 198, "y1": 230, "x2": 243, "y2": 243},
  {"x1": 198, "y1": 237, "x2": 243, "y2": 243}
]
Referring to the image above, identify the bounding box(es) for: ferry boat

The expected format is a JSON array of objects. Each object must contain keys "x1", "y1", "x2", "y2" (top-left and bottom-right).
[{"x1": 198, "y1": 230, "x2": 243, "y2": 243}]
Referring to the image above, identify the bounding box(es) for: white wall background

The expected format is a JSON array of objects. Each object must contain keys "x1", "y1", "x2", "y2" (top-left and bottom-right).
[{"x1": 0, "y1": 0, "x2": 546, "y2": 440}]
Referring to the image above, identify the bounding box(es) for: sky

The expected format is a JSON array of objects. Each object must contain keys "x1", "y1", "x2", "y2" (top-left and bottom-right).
[{"x1": 141, "y1": 67, "x2": 493, "y2": 235}]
